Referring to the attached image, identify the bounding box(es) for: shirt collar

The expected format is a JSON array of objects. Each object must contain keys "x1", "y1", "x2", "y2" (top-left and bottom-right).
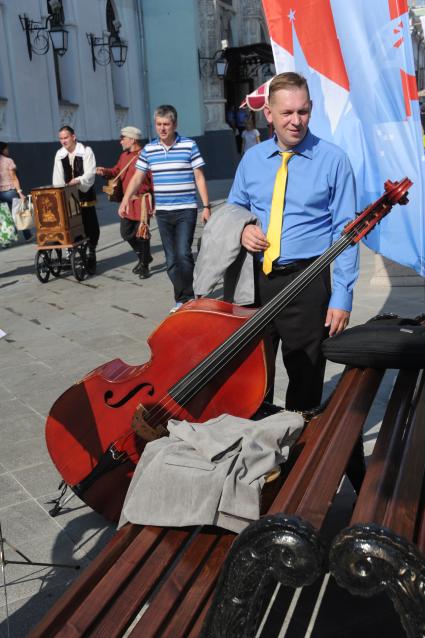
[
  {"x1": 156, "y1": 132, "x2": 181, "y2": 149},
  {"x1": 266, "y1": 129, "x2": 314, "y2": 160},
  {"x1": 57, "y1": 141, "x2": 85, "y2": 159}
]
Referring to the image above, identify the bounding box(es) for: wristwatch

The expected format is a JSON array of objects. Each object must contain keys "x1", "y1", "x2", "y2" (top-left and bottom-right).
[{"x1": 203, "y1": 204, "x2": 212, "y2": 209}]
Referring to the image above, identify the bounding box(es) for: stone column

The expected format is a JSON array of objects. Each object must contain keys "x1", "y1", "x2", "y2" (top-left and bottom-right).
[
  {"x1": 241, "y1": 0, "x2": 264, "y2": 44},
  {"x1": 198, "y1": 0, "x2": 231, "y2": 131}
]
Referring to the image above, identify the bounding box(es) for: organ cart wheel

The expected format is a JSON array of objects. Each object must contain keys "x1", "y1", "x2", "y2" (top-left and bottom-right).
[
  {"x1": 70, "y1": 244, "x2": 87, "y2": 281},
  {"x1": 35, "y1": 250, "x2": 51, "y2": 283},
  {"x1": 50, "y1": 249, "x2": 63, "y2": 278}
]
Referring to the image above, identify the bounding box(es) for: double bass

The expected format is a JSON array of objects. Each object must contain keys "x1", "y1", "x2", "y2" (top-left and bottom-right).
[{"x1": 46, "y1": 179, "x2": 412, "y2": 522}]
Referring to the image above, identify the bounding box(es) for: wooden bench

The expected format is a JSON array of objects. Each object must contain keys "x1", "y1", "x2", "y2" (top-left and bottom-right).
[
  {"x1": 30, "y1": 366, "x2": 384, "y2": 638},
  {"x1": 328, "y1": 368, "x2": 425, "y2": 638}
]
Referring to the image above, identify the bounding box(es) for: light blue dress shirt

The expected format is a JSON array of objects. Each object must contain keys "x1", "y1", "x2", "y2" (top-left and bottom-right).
[{"x1": 228, "y1": 130, "x2": 359, "y2": 312}]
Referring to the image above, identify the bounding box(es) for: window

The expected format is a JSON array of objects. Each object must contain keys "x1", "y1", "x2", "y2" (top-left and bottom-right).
[
  {"x1": 47, "y1": 0, "x2": 65, "y2": 101},
  {"x1": 106, "y1": 0, "x2": 120, "y2": 40}
]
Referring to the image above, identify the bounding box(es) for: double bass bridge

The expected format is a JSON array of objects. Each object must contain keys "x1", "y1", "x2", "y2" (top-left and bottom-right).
[{"x1": 131, "y1": 404, "x2": 168, "y2": 442}]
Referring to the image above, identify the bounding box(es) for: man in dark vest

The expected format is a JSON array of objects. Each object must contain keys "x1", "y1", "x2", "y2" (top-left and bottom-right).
[{"x1": 52, "y1": 125, "x2": 99, "y2": 259}]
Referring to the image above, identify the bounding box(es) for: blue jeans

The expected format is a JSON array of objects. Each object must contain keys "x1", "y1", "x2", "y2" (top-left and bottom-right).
[
  {"x1": 155, "y1": 208, "x2": 197, "y2": 302},
  {"x1": 0, "y1": 189, "x2": 32, "y2": 239}
]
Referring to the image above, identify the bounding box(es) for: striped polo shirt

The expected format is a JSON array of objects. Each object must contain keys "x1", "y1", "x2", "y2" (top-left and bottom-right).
[{"x1": 136, "y1": 134, "x2": 205, "y2": 211}]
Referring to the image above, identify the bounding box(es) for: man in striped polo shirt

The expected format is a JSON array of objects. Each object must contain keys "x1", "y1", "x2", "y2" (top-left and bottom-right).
[{"x1": 120, "y1": 105, "x2": 211, "y2": 313}]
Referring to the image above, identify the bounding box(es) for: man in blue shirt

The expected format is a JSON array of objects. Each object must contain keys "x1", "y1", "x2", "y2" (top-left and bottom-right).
[
  {"x1": 228, "y1": 72, "x2": 358, "y2": 411},
  {"x1": 120, "y1": 105, "x2": 211, "y2": 313}
]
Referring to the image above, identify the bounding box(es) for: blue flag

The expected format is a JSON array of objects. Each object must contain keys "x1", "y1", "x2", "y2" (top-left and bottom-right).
[{"x1": 262, "y1": 0, "x2": 425, "y2": 276}]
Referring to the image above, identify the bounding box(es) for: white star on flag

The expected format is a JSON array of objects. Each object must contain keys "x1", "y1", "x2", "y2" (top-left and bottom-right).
[{"x1": 288, "y1": 8, "x2": 295, "y2": 22}]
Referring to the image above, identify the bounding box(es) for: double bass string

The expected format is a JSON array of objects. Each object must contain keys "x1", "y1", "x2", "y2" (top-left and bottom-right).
[
  {"x1": 167, "y1": 234, "x2": 353, "y2": 403},
  {"x1": 142, "y1": 229, "x2": 357, "y2": 427},
  {"x1": 168, "y1": 196, "x2": 399, "y2": 408},
  {"x1": 145, "y1": 233, "x2": 356, "y2": 425},
  {"x1": 142, "y1": 190, "x2": 400, "y2": 426}
]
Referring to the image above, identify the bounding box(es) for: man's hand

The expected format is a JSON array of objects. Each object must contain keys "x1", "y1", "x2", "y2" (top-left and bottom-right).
[
  {"x1": 68, "y1": 177, "x2": 80, "y2": 186},
  {"x1": 325, "y1": 308, "x2": 350, "y2": 337},
  {"x1": 96, "y1": 167, "x2": 106, "y2": 176},
  {"x1": 241, "y1": 224, "x2": 269, "y2": 252},
  {"x1": 201, "y1": 207, "x2": 211, "y2": 224},
  {"x1": 118, "y1": 200, "x2": 129, "y2": 218},
  {"x1": 119, "y1": 170, "x2": 145, "y2": 218}
]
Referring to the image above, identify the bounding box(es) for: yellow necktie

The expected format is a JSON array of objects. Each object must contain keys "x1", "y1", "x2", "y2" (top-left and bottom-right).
[{"x1": 263, "y1": 151, "x2": 294, "y2": 275}]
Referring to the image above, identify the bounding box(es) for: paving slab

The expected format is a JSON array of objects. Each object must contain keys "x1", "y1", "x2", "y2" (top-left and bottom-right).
[
  {"x1": 12, "y1": 463, "x2": 62, "y2": 500},
  {"x1": 0, "y1": 500, "x2": 65, "y2": 547},
  {"x1": 0, "y1": 436, "x2": 51, "y2": 473},
  {"x1": 0, "y1": 383, "x2": 13, "y2": 402},
  {"x1": 0, "y1": 474, "x2": 32, "y2": 510}
]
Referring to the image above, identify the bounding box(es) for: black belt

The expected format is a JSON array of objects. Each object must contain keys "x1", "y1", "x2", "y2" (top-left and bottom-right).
[{"x1": 270, "y1": 258, "x2": 317, "y2": 275}]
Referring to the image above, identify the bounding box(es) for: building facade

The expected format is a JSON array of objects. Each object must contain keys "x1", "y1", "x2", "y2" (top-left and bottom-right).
[
  {"x1": 410, "y1": 4, "x2": 425, "y2": 94},
  {"x1": 0, "y1": 0, "x2": 271, "y2": 191}
]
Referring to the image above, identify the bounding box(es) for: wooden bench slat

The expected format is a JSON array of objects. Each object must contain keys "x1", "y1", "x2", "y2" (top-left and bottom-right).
[
  {"x1": 90, "y1": 528, "x2": 217, "y2": 638},
  {"x1": 415, "y1": 482, "x2": 425, "y2": 555},
  {"x1": 350, "y1": 369, "x2": 419, "y2": 528},
  {"x1": 158, "y1": 534, "x2": 235, "y2": 638},
  {"x1": 296, "y1": 368, "x2": 383, "y2": 529},
  {"x1": 329, "y1": 368, "x2": 425, "y2": 638},
  {"x1": 130, "y1": 533, "x2": 235, "y2": 638},
  {"x1": 267, "y1": 367, "x2": 363, "y2": 516},
  {"x1": 384, "y1": 373, "x2": 425, "y2": 540},
  {"x1": 61, "y1": 526, "x2": 188, "y2": 636},
  {"x1": 187, "y1": 589, "x2": 215, "y2": 638},
  {"x1": 268, "y1": 368, "x2": 382, "y2": 522}
]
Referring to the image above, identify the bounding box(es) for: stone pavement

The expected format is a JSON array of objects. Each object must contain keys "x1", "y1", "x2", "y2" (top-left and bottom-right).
[{"x1": 0, "y1": 185, "x2": 423, "y2": 637}]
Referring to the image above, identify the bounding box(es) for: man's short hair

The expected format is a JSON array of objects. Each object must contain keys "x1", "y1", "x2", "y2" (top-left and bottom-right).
[
  {"x1": 59, "y1": 125, "x2": 75, "y2": 135},
  {"x1": 154, "y1": 105, "x2": 178, "y2": 123},
  {"x1": 268, "y1": 72, "x2": 310, "y2": 102}
]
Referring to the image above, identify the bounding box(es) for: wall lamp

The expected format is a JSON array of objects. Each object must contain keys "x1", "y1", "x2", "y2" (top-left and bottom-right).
[
  {"x1": 198, "y1": 49, "x2": 228, "y2": 79},
  {"x1": 86, "y1": 32, "x2": 128, "y2": 71},
  {"x1": 18, "y1": 13, "x2": 68, "y2": 61}
]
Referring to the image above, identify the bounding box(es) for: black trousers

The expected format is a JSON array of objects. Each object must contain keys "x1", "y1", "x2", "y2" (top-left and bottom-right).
[
  {"x1": 256, "y1": 261, "x2": 331, "y2": 412},
  {"x1": 81, "y1": 206, "x2": 100, "y2": 248},
  {"x1": 120, "y1": 217, "x2": 151, "y2": 265}
]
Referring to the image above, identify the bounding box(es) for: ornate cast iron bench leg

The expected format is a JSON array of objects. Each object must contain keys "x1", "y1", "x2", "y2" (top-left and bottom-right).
[
  {"x1": 200, "y1": 514, "x2": 325, "y2": 638},
  {"x1": 330, "y1": 524, "x2": 425, "y2": 638},
  {"x1": 329, "y1": 369, "x2": 425, "y2": 638}
]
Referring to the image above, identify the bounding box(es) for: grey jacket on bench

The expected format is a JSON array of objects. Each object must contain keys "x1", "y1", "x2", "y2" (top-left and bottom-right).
[{"x1": 119, "y1": 411, "x2": 303, "y2": 533}]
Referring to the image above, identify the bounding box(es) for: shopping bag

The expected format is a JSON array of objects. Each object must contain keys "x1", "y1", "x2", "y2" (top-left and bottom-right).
[
  {"x1": 12, "y1": 196, "x2": 35, "y2": 231},
  {"x1": 12, "y1": 197, "x2": 22, "y2": 221},
  {"x1": 0, "y1": 202, "x2": 19, "y2": 247}
]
